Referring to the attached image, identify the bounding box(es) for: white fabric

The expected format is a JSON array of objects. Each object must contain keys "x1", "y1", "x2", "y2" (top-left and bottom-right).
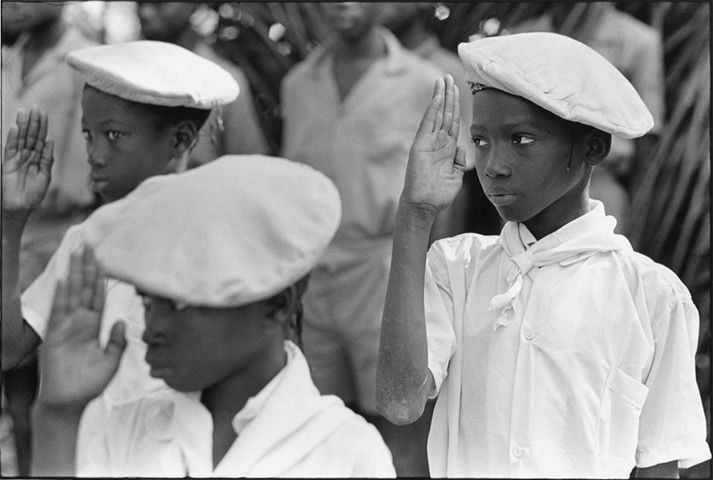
[
  {"x1": 424, "y1": 201, "x2": 711, "y2": 477},
  {"x1": 488, "y1": 211, "x2": 631, "y2": 331},
  {"x1": 20, "y1": 223, "x2": 170, "y2": 462},
  {"x1": 81, "y1": 155, "x2": 341, "y2": 308},
  {"x1": 78, "y1": 342, "x2": 395, "y2": 477},
  {"x1": 66, "y1": 40, "x2": 239, "y2": 108},
  {"x1": 458, "y1": 32, "x2": 653, "y2": 139}
]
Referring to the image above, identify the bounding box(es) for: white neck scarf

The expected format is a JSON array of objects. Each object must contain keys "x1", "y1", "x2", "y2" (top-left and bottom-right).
[{"x1": 490, "y1": 202, "x2": 633, "y2": 331}]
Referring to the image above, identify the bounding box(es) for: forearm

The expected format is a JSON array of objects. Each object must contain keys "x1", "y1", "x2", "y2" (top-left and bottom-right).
[
  {"x1": 2, "y1": 212, "x2": 40, "y2": 369},
  {"x1": 376, "y1": 201, "x2": 435, "y2": 424},
  {"x1": 31, "y1": 403, "x2": 84, "y2": 476}
]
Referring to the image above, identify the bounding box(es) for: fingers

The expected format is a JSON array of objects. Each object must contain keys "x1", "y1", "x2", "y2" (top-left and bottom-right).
[
  {"x1": 39, "y1": 140, "x2": 54, "y2": 176},
  {"x1": 454, "y1": 146, "x2": 467, "y2": 172},
  {"x1": 441, "y1": 75, "x2": 456, "y2": 135},
  {"x1": 67, "y1": 249, "x2": 85, "y2": 311},
  {"x1": 4, "y1": 124, "x2": 19, "y2": 159},
  {"x1": 417, "y1": 77, "x2": 445, "y2": 136},
  {"x1": 449, "y1": 84, "x2": 462, "y2": 141},
  {"x1": 48, "y1": 279, "x2": 69, "y2": 336},
  {"x1": 25, "y1": 106, "x2": 42, "y2": 152},
  {"x1": 105, "y1": 321, "x2": 127, "y2": 360},
  {"x1": 15, "y1": 108, "x2": 29, "y2": 151}
]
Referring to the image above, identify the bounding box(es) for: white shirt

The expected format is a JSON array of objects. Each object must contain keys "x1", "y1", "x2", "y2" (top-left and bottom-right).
[
  {"x1": 21, "y1": 223, "x2": 169, "y2": 459},
  {"x1": 424, "y1": 201, "x2": 710, "y2": 478},
  {"x1": 78, "y1": 341, "x2": 396, "y2": 477}
]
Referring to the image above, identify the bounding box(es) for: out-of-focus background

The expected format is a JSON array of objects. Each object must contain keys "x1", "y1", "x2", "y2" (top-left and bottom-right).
[{"x1": 1, "y1": 2, "x2": 709, "y2": 477}]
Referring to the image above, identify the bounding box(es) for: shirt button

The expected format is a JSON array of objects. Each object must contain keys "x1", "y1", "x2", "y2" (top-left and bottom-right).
[
  {"x1": 523, "y1": 329, "x2": 536, "y2": 341},
  {"x1": 512, "y1": 446, "x2": 524, "y2": 458}
]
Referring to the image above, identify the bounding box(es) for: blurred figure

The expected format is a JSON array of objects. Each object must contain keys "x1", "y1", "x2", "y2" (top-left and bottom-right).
[
  {"x1": 510, "y1": 3, "x2": 665, "y2": 233},
  {"x1": 1, "y1": 2, "x2": 98, "y2": 475},
  {"x1": 137, "y1": 1, "x2": 269, "y2": 165},
  {"x1": 382, "y1": 2, "x2": 502, "y2": 241},
  {"x1": 281, "y1": 2, "x2": 441, "y2": 475}
]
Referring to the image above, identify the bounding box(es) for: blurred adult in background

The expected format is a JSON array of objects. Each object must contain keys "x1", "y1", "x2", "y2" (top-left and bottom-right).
[
  {"x1": 382, "y1": 2, "x2": 502, "y2": 242},
  {"x1": 510, "y1": 2, "x2": 665, "y2": 233},
  {"x1": 137, "y1": 1, "x2": 269, "y2": 165},
  {"x1": 280, "y1": 2, "x2": 441, "y2": 475},
  {"x1": 1, "y1": 2, "x2": 98, "y2": 475}
]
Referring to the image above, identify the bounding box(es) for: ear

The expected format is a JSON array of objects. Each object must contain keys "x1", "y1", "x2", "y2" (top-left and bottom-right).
[
  {"x1": 170, "y1": 120, "x2": 199, "y2": 156},
  {"x1": 265, "y1": 285, "x2": 299, "y2": 328},
  {"x1": 582, "y1": 130, "x2": 611, "y2": 166}
]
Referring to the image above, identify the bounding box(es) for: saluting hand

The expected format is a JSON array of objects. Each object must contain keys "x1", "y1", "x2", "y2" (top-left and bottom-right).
[
  {"x1": 402, "y1": 74, "x2": 466, "y2": 216},
  {"x1": 38, "y1": 248, "x2": 127, "y2": 411},
  {"x1": 2, "y1": 106, "x2": 54, "y2": 216}
]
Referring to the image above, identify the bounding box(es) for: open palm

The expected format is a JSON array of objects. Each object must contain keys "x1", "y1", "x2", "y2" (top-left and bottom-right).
[
  {"x1": 2, "y1": 107, "x2": 54, "y2": 214},
  {"x1": 38, "y1": 248, "x2": 127, "y2": 410},
  {"x1": 402, "y1": 75, "x2": 467, "y2": 214}
]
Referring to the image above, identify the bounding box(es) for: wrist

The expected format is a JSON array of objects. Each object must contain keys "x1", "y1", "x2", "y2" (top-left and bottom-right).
[
  {"x1": 397, "y1": 199, "x2": 439, "y2": 229},
  {"x1": 33, "y1": 401, "x2": 85, "y2": 422},
  {"x1": 2, "y1": 209, "x2": 30, "y2": 229}
]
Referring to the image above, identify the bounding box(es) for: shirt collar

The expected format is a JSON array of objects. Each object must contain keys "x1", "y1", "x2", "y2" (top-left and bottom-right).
[
  {"x1": 231, "y1": 341, "x2": 294, "y2": 434},
  {"x1": 516, "y1": 200, "x2": 607, "y2": 250}
]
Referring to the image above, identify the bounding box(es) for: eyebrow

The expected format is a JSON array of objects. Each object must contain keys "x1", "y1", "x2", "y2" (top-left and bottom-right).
[
  {"x1": 470, "y1": 120, "x2": 555, "y2": 136},
  {"x1": 80, "y1": 117, "x2": 132, "y2": 128}
]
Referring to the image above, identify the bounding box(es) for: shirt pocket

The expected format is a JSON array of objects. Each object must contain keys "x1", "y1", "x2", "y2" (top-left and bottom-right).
[{"x1": 597, "y1": 367, "x2": 649, "y2": 475}]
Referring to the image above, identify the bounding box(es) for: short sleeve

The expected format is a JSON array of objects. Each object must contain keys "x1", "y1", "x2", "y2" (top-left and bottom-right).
[
  {"x1": 424, "y1": 242, "x2": 457, "y2": 398},
  {"x1": 636, "y1": 292, "x2": 712, "y2": 468},
  {"x1": 20, "y1": 225, "x2": 85, "y2": 339}
]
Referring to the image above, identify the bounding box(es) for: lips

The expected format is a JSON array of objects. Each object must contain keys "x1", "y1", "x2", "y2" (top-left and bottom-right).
[{"x1": 486, "y1": 188, "x2": 517, "y2": 206}]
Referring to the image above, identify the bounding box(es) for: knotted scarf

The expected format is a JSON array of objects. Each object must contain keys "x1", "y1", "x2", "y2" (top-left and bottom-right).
[{"x1": 489, "y1": 203, "x2": 633, "y2": 331}]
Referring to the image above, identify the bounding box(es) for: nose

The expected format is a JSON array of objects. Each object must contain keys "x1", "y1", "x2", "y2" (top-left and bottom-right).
[
  {"x1": 142, "y1": 308, "x2": 171, "y2": 345},
  {"x1": 86, "y1": 141, "x2": 107, "y2": 168},
  {"x1": 483, "y1": 144, "x2": 511, "y2": 178}
]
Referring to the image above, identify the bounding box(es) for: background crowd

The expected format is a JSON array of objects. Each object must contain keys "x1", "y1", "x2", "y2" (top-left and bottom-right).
[{"x1": 0, "y1": 2, "x2": 709, "y2": 478}]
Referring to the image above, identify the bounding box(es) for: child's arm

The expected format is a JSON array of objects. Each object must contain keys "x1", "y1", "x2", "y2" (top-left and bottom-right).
[
  {"x1": 31, "y1": 248, "x2": 127, "y2": 476},
  {"x1": 2, "y1": 107, "x2": 54, "y2": 369},
  {"x1": 376, "y1": 75, "x2": 466, "y2": 424}
]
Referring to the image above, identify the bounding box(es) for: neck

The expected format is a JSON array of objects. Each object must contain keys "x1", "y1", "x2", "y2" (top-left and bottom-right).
[
  {"x1": 172, "y1": 27, "x2": 201, "y2": 51},
  {"x1": 395, "y1": 22, "x2": 430, "y2": 50},
  {"x1": 200, "y1": 342, "x2": 287, "y2": 426},
  {"x1": 25, "y1": 17, "x2": 66, "y2": 53},
  {"x1": 334, "y1": 26, "x2": 385, "y2": 60},
  {"x1": 523, "y1": 180, "x2": 592, "y2": 240}
]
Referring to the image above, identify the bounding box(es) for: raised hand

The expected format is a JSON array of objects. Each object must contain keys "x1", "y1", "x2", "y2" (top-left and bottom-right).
[
  {"x1": 38, "y1": 248, "x2": 126, "y2": 411},
  {"x1": 2, "y1": 106, "x2": 54, "y2": 216},
  {"x1": 402, "y1": 75, "x2": 466, "y2": 215}
]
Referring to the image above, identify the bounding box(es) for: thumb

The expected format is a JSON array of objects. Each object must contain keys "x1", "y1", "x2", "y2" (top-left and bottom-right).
[
  {"x1": 453, "y1": 146, "x2": 467, "y2": 175},
  {"x1": 105, "y1": 320, "x2": 127, "y2": 360}
]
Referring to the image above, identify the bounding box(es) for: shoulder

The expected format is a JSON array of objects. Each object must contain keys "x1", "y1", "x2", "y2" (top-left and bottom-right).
[
  {"x1": 614, "y1": 250, "x2": 695, "y2": 326},
  {"x1": 283, "y1": 46, "x2": 328, "y2": 87},
  {"x1": 321, "y1": 411, "x2": 395, "y2": 473},
  {"x1": 430, "y1": 232, "x2": 501, "y2": 265}
]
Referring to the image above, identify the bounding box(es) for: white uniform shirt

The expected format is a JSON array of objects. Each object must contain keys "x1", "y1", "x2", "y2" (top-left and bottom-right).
[
  {"x1": 78, "y1": 341, "x2": 395, "y2": 477},
  {"x1": 21, "y1": 223, "x2": 169, "y2": 459},
  {"x1": 424, "y1": 201, "x2": 710, "y2": 478}
]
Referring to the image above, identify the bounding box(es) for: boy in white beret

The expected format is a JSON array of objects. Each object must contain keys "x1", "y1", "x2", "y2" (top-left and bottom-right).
[
  {"x1": 2, "y1": 40, "x2": 238, "y2": 466},
  {"x1": 30, "y1": 155, "x2": 396, "y2": 477},
  {"x1": 376, "y1": 32, "x2": 710, "y2": 478}
]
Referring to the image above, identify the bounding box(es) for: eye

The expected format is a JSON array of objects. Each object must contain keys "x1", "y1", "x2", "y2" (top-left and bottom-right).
[
  {"x1": 513, "y1": 134, "x2": 534, "y2": 145},
  {"x1": 170, "y1": 300, "x2": 189, "y2": 312},
  {"x1": 106, "y1": 130, "x2": 123, "y2": 141},
  {"x1": 81, "y1": 129, "x2": 92, "y2": 142},
  {"x1": 471, "y1": 136, "x2": 489, "y2": 147}
]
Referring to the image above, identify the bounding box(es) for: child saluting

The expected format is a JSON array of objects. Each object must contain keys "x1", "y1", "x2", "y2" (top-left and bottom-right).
[
  {"x1": 32, "y1": 155, "x2": 395, "y2": 477},
  {"x1": 376, "y1": 32, "x2": 710, "y2": 478}
]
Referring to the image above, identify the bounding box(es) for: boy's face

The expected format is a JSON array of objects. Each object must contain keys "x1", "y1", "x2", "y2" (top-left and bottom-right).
[
  {"x1": 81, "y1": 86, "x2": 176, "y2": 202},
  {"x1": 321, "y1": 2, "x2": 382, "y2": 41},
  {"x1": 470, "y1": 89, "x2": 591, "y2": 232},
  {"x1": 140, "y1": 294, "x2": 282, "y2": 392},
  {"x1": 137, "y1": 1, "x2": 195, "y2": 42}
]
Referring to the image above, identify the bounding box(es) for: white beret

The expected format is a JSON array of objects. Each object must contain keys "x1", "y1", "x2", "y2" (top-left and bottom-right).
[
  {"x1": 82, "y1": 155, "x2": 341, "y2": 308},
  {"x1": 458, "y1": 32, "x2": 654, "y2": 138},
  {"x1": 66, "y1": 40, "x2": 239, "y2": 109}
]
